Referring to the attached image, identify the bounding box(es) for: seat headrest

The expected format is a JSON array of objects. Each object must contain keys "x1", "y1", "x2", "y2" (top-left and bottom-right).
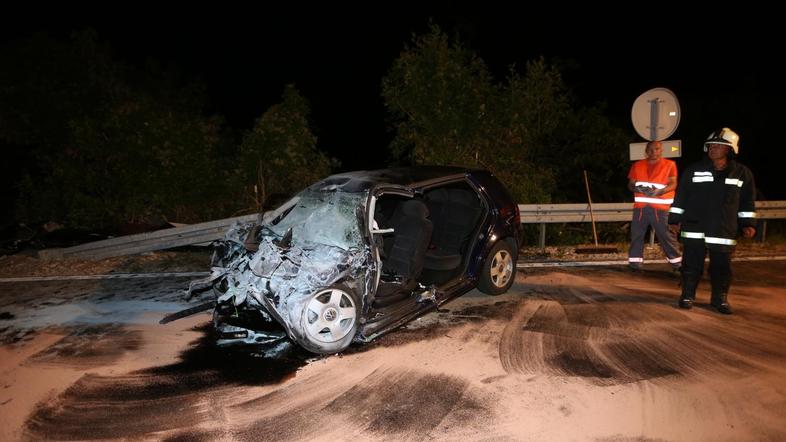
[
  {"x1": 425, "y1": 187, "x2": 449, "y2": 203},
  {"x1": 451, "y1": 189, "x2": 477, "y2": 206},
  {"x1": 400, "y1": 200, "x2": 429, "y2": 218}
]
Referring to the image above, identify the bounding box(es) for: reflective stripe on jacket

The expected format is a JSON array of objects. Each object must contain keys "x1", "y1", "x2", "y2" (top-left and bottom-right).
[
  {"x1": 668, "y1": 158, "x2": 757, "y2": 248},
  {"x1": 628, "y1": 158, "x2": 677, "y2": 211}
]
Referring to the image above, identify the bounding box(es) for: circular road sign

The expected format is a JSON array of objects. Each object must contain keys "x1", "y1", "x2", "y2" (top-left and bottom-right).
[{"x1": 631, "y1": 87, "x2": 681, "y2": 141}]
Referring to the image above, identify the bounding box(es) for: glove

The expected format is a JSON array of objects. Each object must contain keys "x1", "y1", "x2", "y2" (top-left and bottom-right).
[{"x1": 635, "y1": 186, "x2": 659, "y2": 196}]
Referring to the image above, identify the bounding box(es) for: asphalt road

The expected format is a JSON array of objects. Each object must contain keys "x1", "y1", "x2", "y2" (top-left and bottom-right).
[{"x1": 2, "y1": 260, "x2": 786, "y2": 440}]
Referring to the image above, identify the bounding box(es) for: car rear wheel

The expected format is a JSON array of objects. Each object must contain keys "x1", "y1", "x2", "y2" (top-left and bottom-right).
[
  {"x1": 297, "y1": 284, "x2": 360, "y2": 354},
  {"x1": 478, "y1": 240, "x2": 516, "y2": 295}
]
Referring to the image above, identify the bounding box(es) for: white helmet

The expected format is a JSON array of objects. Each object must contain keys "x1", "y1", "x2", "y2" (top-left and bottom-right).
[{"x1": 703, "y1": 127, "x2": 740, "y2": 154}]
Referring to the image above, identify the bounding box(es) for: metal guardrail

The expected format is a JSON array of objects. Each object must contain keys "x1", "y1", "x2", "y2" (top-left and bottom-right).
[
  {"x1": 520, "y1": 200, "x2": 786, "y2": 248},
  {"x1": 38, "y1": 214, "x2": 258, "y2": 260},
  {"x1": 519, "y1": 203, "x2": 632, "y2": 223},
  {"x1": 36, "y1": 201, "x2": 786, "y2": 260},
  {"x1": 518, "y1": 201, "x2": 786, "y2": 223}
]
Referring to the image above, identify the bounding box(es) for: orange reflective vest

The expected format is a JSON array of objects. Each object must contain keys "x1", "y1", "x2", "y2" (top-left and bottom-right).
[{"x1": 628, "y1": 158, "x2": 677, "y2": 211}]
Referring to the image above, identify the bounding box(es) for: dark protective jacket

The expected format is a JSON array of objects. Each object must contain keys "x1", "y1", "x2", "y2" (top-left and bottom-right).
[{"x1": 668, "y1": 158, "x2": 756, "y2": 248}]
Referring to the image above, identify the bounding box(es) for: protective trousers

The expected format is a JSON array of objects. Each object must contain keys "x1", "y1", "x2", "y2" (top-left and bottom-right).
[
  {"x1": 629, "y1": 206, "x2": 682, "y2": 269},
  {"x1": 681, "y1": 239, "x2": 733, "y2": 309}
]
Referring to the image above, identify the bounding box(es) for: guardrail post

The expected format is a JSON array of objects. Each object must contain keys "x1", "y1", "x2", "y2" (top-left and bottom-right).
[{"x1": 539, "y1": 223, "x2": 546, "y2": 249}]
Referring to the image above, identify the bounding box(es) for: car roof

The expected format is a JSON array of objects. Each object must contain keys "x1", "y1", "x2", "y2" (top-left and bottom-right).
[{"x1": 316, "y1": 166, "x2": 485, "y2": 193}]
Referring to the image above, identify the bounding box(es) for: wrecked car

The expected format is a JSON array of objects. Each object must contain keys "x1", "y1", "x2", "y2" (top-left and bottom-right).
[{"x1": 183, "y1": 166, "x2": 522, "y2": 354}]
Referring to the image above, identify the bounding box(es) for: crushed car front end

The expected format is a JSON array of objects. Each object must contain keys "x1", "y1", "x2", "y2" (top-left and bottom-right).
[{"x1": 191, "y1": 185, "x2": 376, "y2": 354}]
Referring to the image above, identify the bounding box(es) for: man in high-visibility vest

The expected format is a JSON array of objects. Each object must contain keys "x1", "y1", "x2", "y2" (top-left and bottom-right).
[
  {"x1": 627, "y1": 140, "x2": 682, "y2": 271},
  {"x1": 668, "y1": 128, "x2": 756, "y2": 314}
]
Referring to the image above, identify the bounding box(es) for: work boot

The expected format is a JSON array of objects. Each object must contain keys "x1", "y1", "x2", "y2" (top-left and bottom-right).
[
  {"x1": 710, "y1": 274, "x2": 732, "y2": 315},
  {"x1": 711, "y1": 292, "x2": 733, "y2": 315},
  {"x1": 679, "y1": 297, "x2": 693, "y2": 309},
  {"x1": 679, "y1": 271, "x2": 700, "y2": 309}
]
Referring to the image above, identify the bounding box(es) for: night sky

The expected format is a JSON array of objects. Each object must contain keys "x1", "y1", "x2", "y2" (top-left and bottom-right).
[{"x1": 4, "y1": 6, "x2": 783, "y2": 198}]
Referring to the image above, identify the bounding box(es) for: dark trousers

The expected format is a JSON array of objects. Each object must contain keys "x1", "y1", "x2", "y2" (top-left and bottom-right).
[
  {"x1": 629, "y1": 206, "x2": 682, "y2": 268},
  {"x1": 681, "y1": 239, "x2": 732, "y2": 298}
]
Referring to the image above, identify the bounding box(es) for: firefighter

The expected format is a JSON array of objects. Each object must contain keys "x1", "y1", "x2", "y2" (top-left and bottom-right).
[
  {"x1": 668, "y1": 128, "x2": 757, "y2": 314},
  {"x1": 627, "y1": 140, "x2": 682, "y2": 271}
]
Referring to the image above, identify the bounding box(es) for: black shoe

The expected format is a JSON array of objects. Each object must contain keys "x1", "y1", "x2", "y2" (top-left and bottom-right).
[
  {"x1": 678, "y1": 298, "x2": 693, "y2": 309},
  {"x1": 710, "y1": 292, "x2": 733, "y2": 315},
  {"x1": 628, "y1": 264, "x2": 642, "y2": 273},
  {"x1": 711, "y1": 303, "x2": 733, "y2": 315}
]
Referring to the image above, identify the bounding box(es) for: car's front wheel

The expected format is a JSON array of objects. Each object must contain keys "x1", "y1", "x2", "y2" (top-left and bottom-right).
[
  {"x1": 297, "y1": 284, "x2": 360, "y2": 354},
  {"x1": 478, "y1": 240, "x2": 516, "y2": 295}
]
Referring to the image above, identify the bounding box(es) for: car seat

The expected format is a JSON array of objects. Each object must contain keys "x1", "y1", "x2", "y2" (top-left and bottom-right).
[{"x1": 383, "y1": 199, "x2": 433, "y2": 280}]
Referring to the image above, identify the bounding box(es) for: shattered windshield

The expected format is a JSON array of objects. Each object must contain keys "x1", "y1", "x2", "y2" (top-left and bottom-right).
[{"x1": 268, "y1": 188, "x2": 367, "y2": 250}]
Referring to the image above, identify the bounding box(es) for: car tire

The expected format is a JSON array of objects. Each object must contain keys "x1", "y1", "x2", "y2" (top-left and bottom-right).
[
  {"x1": 478, "y1": 240, "x2": 516, "y2": 295},
  {"x1": 297, "y1": 284, "x2": 361, "y2": 354}
]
